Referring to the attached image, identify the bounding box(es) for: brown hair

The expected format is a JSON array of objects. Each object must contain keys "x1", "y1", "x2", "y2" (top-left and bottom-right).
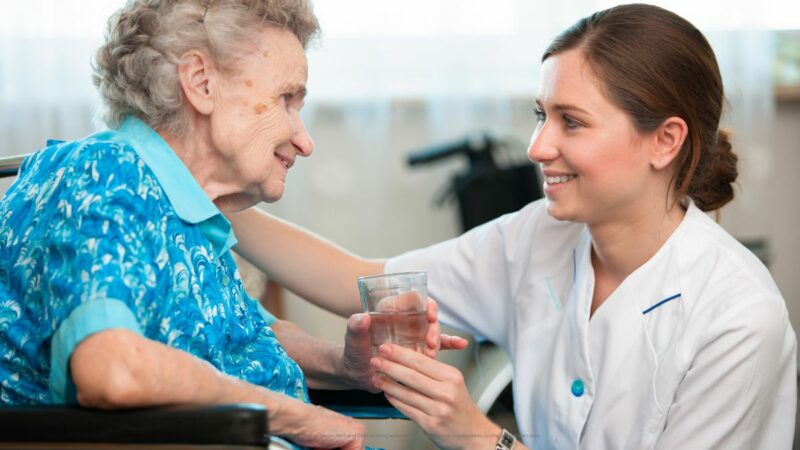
[{"x1": 542, "y1": 3, "x2": 738, "y2": 212}]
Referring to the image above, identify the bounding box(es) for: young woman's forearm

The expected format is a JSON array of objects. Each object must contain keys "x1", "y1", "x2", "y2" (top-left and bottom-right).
[{"x1": 230, "y1": 207, "x2": 384, "y2": 316}]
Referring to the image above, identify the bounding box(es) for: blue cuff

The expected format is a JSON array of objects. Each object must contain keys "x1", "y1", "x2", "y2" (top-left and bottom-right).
[
  {"x1": 256, "y1": 302, "x2": 277, "y2": 326},
  {"x1": 49, "y1": 299, "x2": 142, "y2": 404},
  {"x1": 270, "y1": 436, "x2": 383, "y2": 450},
  {"x1": 328, "y1": 405, "x2": 408, "y2": 420}
]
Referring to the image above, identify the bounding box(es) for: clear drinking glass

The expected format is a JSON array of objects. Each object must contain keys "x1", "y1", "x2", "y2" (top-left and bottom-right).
[{"x1": 358, "y1": 271, "x2": 429, "y2": 354}]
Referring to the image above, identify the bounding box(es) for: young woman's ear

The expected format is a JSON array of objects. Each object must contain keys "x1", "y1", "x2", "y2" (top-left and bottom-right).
[
  {"x1": 177, "y1": 50, "x2": 216, "y2": 115},
  {"x1": 651, "y1": 116, "x2": 688, "y2": 170}
]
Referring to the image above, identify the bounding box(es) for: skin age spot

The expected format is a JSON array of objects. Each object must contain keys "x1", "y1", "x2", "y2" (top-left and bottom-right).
[
  {"x1": 244, "y1": 80, "x2": 253, "y2": 87},
  {"x1": 253, "y1": 103, "x2": 268, "y2": 114}
]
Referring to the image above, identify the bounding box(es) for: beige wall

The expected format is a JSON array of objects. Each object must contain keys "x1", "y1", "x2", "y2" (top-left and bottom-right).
[{"x1": 771, "y1": 100, "x2": 800, "y2": 347}]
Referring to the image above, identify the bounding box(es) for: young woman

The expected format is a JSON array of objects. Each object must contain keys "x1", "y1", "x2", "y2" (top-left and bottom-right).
[{"x1": 231, "y1": 4, "x2": 796, "y2": 449}]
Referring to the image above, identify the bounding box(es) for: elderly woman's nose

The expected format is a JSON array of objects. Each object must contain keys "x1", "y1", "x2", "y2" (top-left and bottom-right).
[{"x1": 292, "y1": 117, "x2": 314, "y2": 156}]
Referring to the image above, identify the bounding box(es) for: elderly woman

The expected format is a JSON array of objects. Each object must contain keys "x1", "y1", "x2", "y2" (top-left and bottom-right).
[{"x1": 0, "y1": 1, "x2": 462, "y2": 449}]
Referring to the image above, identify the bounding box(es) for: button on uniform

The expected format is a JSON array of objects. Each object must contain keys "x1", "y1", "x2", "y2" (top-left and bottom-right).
[{"x1": 571, "y1": 379, "x2": 585, "y2": 397}]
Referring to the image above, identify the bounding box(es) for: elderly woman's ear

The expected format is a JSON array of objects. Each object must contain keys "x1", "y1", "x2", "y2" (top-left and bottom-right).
[{"x1": 177, "y1": 50, "x2": 217, "y2": 116}]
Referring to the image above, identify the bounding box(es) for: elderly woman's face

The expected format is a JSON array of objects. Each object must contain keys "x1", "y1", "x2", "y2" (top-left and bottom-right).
[{"x1": 211, "y1": 25, "x2": 313, "y2": 205}]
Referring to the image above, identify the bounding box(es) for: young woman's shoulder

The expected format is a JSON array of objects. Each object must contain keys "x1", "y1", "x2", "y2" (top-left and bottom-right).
[
  {"x1": 676, "y1": 205, "x2": 780, "y2": 303},
  {"x1": 674, "y1": 205, "x2": 789, "y2": 349},
  {"x1": 670, "y1": 206, "x2": 793, "y2": 390}
]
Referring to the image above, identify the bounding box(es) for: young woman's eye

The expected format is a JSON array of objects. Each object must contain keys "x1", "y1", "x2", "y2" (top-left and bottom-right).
[
  {"x1": 564, "y1": 115, "x2": 580, "y2": 130},
  {"x1": 533, "y1": 107, "x2": 546, "y2": 123}
]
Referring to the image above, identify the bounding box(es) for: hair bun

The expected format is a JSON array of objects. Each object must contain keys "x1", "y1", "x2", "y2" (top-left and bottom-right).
[{"x1": 690, "y1": 129, "x2": 738, "y2": 211}]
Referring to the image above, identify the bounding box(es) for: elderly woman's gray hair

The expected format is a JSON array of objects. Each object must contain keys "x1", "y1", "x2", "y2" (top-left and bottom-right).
[{"x1": 93, "y1": 0, "x2": 319, "y2": 134}]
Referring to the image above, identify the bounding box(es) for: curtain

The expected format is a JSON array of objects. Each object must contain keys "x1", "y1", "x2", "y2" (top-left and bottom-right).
[
  {"x1": 0, "y1": 0, "x2": 789, "y2": 329},
  {"x1": 0, "y1": 0, "x2": 117, "y2": 156}
]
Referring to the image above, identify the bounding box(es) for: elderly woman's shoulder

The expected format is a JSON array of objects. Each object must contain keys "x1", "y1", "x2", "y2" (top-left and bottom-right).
[
  {"x1": 24, "y1": 131, "x2": 146, "y2": 184},
  {"x1": 40, "y1": 130, "x2": 138, "y2": 167},
  {"x1": 15, "y1": 131, "x2": 161, "y2": 212}
]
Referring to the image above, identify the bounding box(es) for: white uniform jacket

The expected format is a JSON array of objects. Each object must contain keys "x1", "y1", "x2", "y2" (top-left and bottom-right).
[{"x1": 386, "y1": 199, "x2": 796, "y2": 449}]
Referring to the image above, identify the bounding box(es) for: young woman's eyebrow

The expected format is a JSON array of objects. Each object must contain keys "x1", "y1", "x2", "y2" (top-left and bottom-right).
[{"x1": 536, "y1": 99, "x2": 590, "y2": 115}]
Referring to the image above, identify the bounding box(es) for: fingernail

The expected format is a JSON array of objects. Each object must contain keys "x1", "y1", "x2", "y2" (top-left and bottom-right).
[
  {"x1": 379, "y1": 344, "x2": 392, "y2": 356},
  {"x1": 370, "y1": 357, "x2": 381, "y2": 368},
  {"x1": 372, "y1": 375, "x2": 383, "y2": 387}
]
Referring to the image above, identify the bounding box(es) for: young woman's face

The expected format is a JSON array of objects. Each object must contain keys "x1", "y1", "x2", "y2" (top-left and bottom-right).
[{"x1": 528, "y1": 49, "x2": 658, "y2": 226}]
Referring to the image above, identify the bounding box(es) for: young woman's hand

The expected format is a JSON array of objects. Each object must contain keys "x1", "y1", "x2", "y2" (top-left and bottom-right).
[
  {"x1": 370, "y1": 344, "x2": 500, "y2": 450},
  {"x1": 342, "y1": 298, "x2": 468, "y2": 392},
  {"x1": 422, "y1": 298, "x2": 469, "y2": 357}
]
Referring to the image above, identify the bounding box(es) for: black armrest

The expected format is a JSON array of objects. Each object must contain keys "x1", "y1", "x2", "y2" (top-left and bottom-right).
[
  {"x1": 309, "y1": 389, "x2": 407, "y2": 419},
  {"x1": 0, "y1": 392, "x2": 403, "y2": 449},
  {"x1": 0, "y1": 403, "x2": 269, "y2": 446}
]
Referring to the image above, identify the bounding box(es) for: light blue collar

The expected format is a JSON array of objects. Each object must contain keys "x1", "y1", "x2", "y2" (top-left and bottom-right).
[{"x1": 112, "y1": 116, "x2": 237, "y2": 255}]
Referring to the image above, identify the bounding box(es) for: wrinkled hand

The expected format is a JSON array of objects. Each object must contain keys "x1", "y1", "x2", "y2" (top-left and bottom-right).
[
  {"x1": 279, "y1": 401, "x2": 366, "y2": 450},
  {"x1": 342, "y1": 299, "x2": 468, "y2": 392},
  {"x1": 342, "y1": 312, "x2": 381, "y2": 392},
  {"x1": 370, "y1": 344, "x2": 499, "y2": 450}
]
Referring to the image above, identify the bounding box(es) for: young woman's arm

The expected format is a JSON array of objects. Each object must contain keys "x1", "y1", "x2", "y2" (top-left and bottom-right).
[{"x1": 230, "y1": 207, "x2": 384, "y2": 316}]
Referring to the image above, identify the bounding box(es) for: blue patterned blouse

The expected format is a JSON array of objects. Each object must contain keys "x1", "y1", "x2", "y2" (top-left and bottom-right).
[{"x1": 0, "y1": 117, "x2": 308, "y2": 407}]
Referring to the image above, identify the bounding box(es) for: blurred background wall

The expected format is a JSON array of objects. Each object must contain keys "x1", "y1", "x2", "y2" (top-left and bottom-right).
[{"x1": 2, "y1": 1, "x2": 799, "y2": 448}]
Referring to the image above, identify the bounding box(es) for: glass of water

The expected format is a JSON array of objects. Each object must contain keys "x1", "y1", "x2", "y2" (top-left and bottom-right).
[{"x1": 358, "y1": 271, "x2": 429, "y2": 354}]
